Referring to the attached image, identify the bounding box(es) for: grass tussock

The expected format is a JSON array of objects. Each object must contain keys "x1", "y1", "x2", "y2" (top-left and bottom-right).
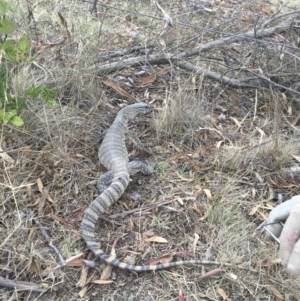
[
  {"x1": 1, "y1": 0, "x2": 300, "y2": 300},
  {"x1": 154, "y1": 86, "x2": 211, "y2": 144}
]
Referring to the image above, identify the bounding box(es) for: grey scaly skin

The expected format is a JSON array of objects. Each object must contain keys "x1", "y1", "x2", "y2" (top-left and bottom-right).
[
  {"x1": 97, "y1": 160, "x2": 154, "y2": 193},
  {"x1": 82, "y1": 102, "x2": 258, "y2": 273}
]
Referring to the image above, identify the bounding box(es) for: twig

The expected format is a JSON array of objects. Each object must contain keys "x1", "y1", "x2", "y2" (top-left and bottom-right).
[
  {"x1": 0, "y1": 276, "x2": 45, "y2": 293},
  {"x1": 93, "y1": 45, "x2": 154, "y2": 63},
  {"x1": 109, "y1": 199, "x2": 175, "y2": 218},
  {"x1": 33, "y1": 218, "x2": 66, "y2": 266},
  {"x1": 83, "y1": 0, "x2": 300, "y2": 51},
  {"x1": 51, "y1": 252, "x2": 95, "y2": 270},
  {"x1": 171, "y1": 19, "x2": 290, "y2": 55},
  {"x1": 94, "y1": 53, "x2": 299, "y2": 92},
  {"x1": 90, "y1": 19, "x2": 296, "y2": 74},
  {"x1": 250, "y1": 71, "x2": 300, "y2": 96},
  {"x1": 90, "y1": 0, "x2": 98, "y2": 15},
  {"x1": 174, "y1": 61, "x2": 300, "y2": 96},
  {"x1": 174, "y1": 61, "x2": 259, "y2": 88},
  {"x1": 281, "y1": 112, "x2": 300, "y2": 133},
  {"x1": 32, "y1": 61, "x2": 48, "y2": 83},
  {"x1": 90, "y1": 19, "x2": 300, "y2": 95},
  {"x1": 195, "y1": 127, "x2": 234, "y2": 147},
  {"x1": 249, "y1": 138, "x2": 275, "y2": 150},
  {"x1": 25, "y1": 0, "x2": 34, "y2": 24},
  {"x1": 261, "y1": 9, "x2": 300, "y2": 29}
]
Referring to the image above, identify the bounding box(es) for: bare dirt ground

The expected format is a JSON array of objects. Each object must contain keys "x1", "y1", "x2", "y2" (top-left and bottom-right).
[{"x1": 1, "y1": 0, "x2": 300, "y2": 300}]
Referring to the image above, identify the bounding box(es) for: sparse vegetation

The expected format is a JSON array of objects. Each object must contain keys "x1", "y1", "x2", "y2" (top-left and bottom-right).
[
  {"x1": 1, "y1": 0, "x2": 300, "y2": 300},
  {"x1": 0, "y1": 0, "x2": 56, "y2": 126}
]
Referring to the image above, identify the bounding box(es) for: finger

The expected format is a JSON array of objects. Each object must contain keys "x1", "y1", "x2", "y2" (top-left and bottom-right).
[
  {"x1": 265, "y1": 196, "x2": 300, "y2": 238},
  {"x1": 268, "y1": 195, "x2": 300, "y2": 223},
  {"x1": 286, "y1": 239, "x2": 300, "y2": 276},
  {"x1": 265, "y1": 223, "x2": 283, "y2": 239},
  {"x1": 280, "y1": 205, "x2": 300, "y2": 268}
]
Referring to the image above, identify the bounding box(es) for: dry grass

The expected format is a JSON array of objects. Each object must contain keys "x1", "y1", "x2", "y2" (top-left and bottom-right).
[{"x1": 1, "y1": 0, "x2": 300, "y2": 300}]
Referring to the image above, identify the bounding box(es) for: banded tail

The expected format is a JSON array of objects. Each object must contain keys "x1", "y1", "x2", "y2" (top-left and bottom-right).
[
  {"x1": 82, "y1": 177, "x2": 257, "y2": 273},
  {"x1": 82, "y1": 174, "x2": 129, "y2": 247}
]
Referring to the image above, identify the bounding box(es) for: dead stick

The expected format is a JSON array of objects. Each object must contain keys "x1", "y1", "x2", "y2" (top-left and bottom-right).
[
  {"x1": 0, "y1": 276, "x2": 45, "y2": 293},
  {"x1": 90, "y1": 20, "x2": 296, "y2": 75},
  {"x1": 109, "y1": 199, "x2": 174, "y2": 218},
  {"x1": 33, "y1": 218, "x2": 66, "y2": 266},
  {"x1": 173, "y1": 61, "x2": 300, "y2": 96}
]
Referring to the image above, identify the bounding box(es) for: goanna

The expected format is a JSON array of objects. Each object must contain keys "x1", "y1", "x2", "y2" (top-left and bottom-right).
[{"x1": 82, "y1": 102, "x2": 257, "y2": 273}]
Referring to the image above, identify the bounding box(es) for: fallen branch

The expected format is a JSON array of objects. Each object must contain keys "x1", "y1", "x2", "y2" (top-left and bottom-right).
[
  {"x1": 176, "y1": 19, "x2": 296, "y2": 59},
  {"x1": 90, "y1": 52, "x2": 172, "y2": 75},
  {"x1": 89, "y1": 19, "x2": 300, "y2": 93},
  {"x1": 90, "y1": 19, "x2": 297, "y2": 75},
  {"x1": 173, "y1": 61, "x2": 300, "y2": 95},
  {"x1": 0, "y1": 276, "x2": 45, "y2": 293},
  {"x1": 174, "y1": 61, "x2": 261, "y2": 89}
]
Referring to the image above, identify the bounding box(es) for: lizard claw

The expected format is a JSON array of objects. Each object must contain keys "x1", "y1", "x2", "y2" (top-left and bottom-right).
[
  {"x1": 256, "y1": 220, "x2": 281, "y2": 244},
  {"x1": 256, "y1": 220, "x2": 267, "y2": 231}
]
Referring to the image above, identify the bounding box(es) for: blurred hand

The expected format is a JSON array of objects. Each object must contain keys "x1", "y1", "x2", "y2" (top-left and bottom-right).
[{"x1": 265, "y1": 195, "x2": 300, "y2": 276}]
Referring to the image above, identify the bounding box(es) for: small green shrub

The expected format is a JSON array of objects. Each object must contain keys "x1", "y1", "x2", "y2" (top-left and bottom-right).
[{"x1": 0, "y1": 0, "x2": 56, "y2": 126}]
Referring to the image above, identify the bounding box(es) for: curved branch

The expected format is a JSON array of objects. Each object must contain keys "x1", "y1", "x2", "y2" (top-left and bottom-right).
[
  {"x1": 91, "y1": 19, "x2": 297, "y2": 76},
  {"x1": 174, "y1": 61, "x2": 300, "y2": 96}
]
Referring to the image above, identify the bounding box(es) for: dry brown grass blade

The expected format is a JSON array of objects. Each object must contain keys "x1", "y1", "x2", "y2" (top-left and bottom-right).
[
  {"x1": 100, "y1": 238, "x2": 118, "y2": 280},
  {"x1": 198, "y1": 269, "x2": 224, "y2": 280},
  {"x1": 109, "y1": 198, "x2": 174, "y2": 218},
  {"x1": 57, "y1": 12, "x2": 71, "y2": 40},
  {"x1": 260, "y1": 5, "x2": 276, "y2": 14},
  {"x1": 218, "y1": 288, "x2": 231, "y2": 301},
  {"x1": 192, "y1": 233, "x2": 199, "y2": 255},
  {"x1": 134, "y1": 74, "x2": 157, "y2": 87},
  {"x1": 268, "y1": 284, "x2": 284, "y2": 301},
  {"x1": 91, "y1": 280, "x2": 114, "y2": 285},
  {"x1": 103, "y1": 79, "x2": 136, "y2": 101},
  {"x1": 78, "y1": 283, "x2": 88, "y2": 298},
  {"x1": 49, "y1": 212, "x2": 73, "y2": 227},
  {"x1": 149, "y1": 254, "x2": 173, "y2": 265},
  {"x1": 144, "y1": 236, "x2": 168, "y2": 243},
  {"x1": 65, "y1": 258, "x2": 86, "y2": 267},
  {"x1": 0, "y1": 146, "x2": 15, "y2": 164}
]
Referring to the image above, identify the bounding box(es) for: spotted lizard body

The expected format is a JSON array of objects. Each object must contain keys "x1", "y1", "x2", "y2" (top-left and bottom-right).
[{"x1": 82, "y1": 102, "x2": 258, "y2": 273}]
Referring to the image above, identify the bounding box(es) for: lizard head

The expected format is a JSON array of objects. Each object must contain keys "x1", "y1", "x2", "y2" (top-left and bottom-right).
[{"x1": 122, "y1": 102, "x2": 153, "y2": 120}]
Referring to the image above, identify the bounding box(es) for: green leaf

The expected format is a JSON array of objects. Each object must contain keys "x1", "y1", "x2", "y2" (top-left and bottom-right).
[
  {"x1": 26, "y1": 85, "x2": 42, "y2": 98},
  {"x1": 18, "y1": 34, "x2": 31, "y2": 54},
  {"x1": 0, "y1": 109, "x2": 24, "y2": 126},
  {"x1": 0, "y1": 68, "x2": 7, "y2": 99},
  {"x1": 0, "y1": 40, "x2": 18, "y2": 62},
  {"x1": 10, "y1": 115, "x2": 24, "y2": 126},
  {"x1": 0, "y1": 38, "x2": 29, "y2": 62},
  {"x1": 0, "y1": 0, "x2": 14, "y2": 16},
  {"x1": 1, "y1": 109, "x2": 16, "y2": 124},
  {"x1": 5, "y1": 97, "x2": 28, "y2": 111},
  {"x1": 26, "y1": 85, "x2": 57, "y2": 106},
  {"x1": 42, "y1": 87, "x2": 56, "y2": 106},
  {"x1": 0, "y1": 18, "x2": 17, "y2": 34}
]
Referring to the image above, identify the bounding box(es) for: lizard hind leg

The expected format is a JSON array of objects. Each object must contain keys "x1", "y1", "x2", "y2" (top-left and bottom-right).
[
  {"x1": 97, "y1": 160, "x2": 154, "y2": 194},
  {"x1": 97, "y1": 170, "x2": 114, "y2": 194}
]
